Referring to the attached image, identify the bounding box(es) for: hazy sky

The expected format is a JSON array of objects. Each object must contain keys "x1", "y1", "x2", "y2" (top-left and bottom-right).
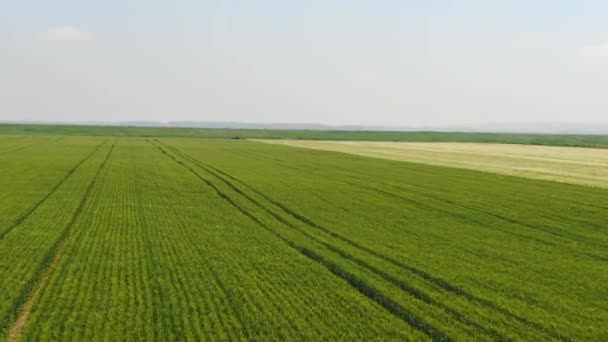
[{"x1": 1, "y1": 1, "x2": 608, "y2": 126}]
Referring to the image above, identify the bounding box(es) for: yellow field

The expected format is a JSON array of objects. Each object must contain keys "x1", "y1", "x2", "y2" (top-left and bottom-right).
[{"x1": 258, "y1": 140, "x2": 608, "y2": 188}]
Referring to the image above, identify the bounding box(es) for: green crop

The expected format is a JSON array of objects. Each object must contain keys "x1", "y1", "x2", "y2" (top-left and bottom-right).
[
  {"x1": 2, "y1": 123, "x2": 608, "y2": 148},
  {"x1": 0, "y1": 134, "x2": 606, "y2": 340}
]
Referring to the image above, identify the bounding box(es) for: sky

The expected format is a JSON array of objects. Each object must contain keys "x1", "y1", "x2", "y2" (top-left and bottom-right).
[{"x1": 1, "y1": 1, "x2": 608, "y2": 127}]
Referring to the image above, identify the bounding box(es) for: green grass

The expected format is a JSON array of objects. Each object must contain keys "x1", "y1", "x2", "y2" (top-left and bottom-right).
[
  {"x1": 0, "y1": 134, "x2": 606, "y2": 340},
  {"x1": 1, "y1": 123, "x2": 608, "y2": 148}
]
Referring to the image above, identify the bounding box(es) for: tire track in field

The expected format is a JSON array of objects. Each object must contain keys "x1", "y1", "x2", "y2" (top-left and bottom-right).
[
  {"x1": 394, "y1": 180, "x2": 608, "y2": 234},
  {"x1": 253, "y1": 148, "x2": 597, "y2": 247},
  {"x1": 145, "y1": 142, "x2": 303, "y2": 338},
  {"x1": 4, "y1": 140, "x2": 117, "y2": 341},
  {"x1": 235, "y1": 145, "x2": 608, "y2": 258},
  {"x1": 0, "y1": 140, "x2": 107, "y2": 241},
  {"x1": 157, "y1": 142, "x2": 507, "y2": 339},
  {"x1": 345, "y1": 180, "x2": 561, "y2": 248},
  {"x1": 247, "y1": 147, "x2": 608, "y2": 228},
  {"x1": 183, "y1": 162, "x2": 496, "y2": 337},
  {"x1": 242, "y1": 156, "x2": 578, "y2": 341},
  {"x1": 249, "y1": 152, "x2": 566, "y2": 249},
  {"x1": 314, "y1": 154, "x2": 608, "y2": 245},
  {"x1": 0, "y1": 137, "x2": 63, "y2": 156},
  {"x1": 342, "y1": 176, "x2": 608, "y2": 262},
  {"x1": 159, "y1": 140, "x2": 570, "y2": 342},
  {"x1": 157, "y1": 141, "x2": 535, "y2": 340},
  {"x1": 317, "y1": 157, "x2": 608, "y2": 256},
  {"x1": 361, "y1": 178, "x2": 605, "y2": 248},
  {"x1": 171, "y1": 147, "x2": 524, "y2": 337},
  {"x1": 149, "y1": 140, "x2": 451, "y2": 341},
  {"x1": 264, "y1": 142, "x2": 608, "y2": 206}
]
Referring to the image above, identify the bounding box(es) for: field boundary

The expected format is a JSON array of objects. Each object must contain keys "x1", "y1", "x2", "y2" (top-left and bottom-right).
[
  {"x1": 239, "y1": 145, "x2": 606, "y2": 253},
  {"x1": 256, "y1": 140, "x2": 608, "y2": 189}
]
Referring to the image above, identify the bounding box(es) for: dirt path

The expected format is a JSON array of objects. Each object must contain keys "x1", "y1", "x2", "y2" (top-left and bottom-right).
[
  {"x1": 6, "y1": 248, "x2": 65, "y2": 342},
  {"x1": 4, "y1": 140, "x2": 117, "y2": 341}
]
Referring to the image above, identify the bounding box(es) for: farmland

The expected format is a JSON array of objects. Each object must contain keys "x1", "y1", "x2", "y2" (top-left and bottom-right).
[
  {"x1": 0, "y1": 133, "x2": 607, "y2": 340},
  {"x1": 259, "y1": 140, "x2": 608, "y2": 188},
  {"x1": 2, "y1": 123, "x2": 608, "y2": 148}
]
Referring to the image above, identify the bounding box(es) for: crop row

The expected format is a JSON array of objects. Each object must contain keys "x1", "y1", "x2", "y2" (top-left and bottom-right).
[
  {"x1": 162, "y1": 138, "x2": 608, "y2": 340},
  {"x1": 1, "y1": 136, "x2": 605, "y2": 339},
  {"x1": 18, "y1": 139, "x2": 421, "y2": 340},
  {"x1": 0, "y1": 137, "x2": 104, "y2": 233},
  {"x1": 0, "y1": 140, "x2": 113, "y2": 337},
  {"x1": 149, "y1": 140, "x2": 556, "y2": 340},
  {"x1": 0, "y1": 136, "x2": 60, "y2": 156}
]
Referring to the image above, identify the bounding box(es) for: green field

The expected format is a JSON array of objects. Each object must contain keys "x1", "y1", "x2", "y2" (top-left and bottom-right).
[
  {"x1": 0, "y1": 134, "x2": 607, "y2": 340},
  {"x1": 2, "y1": 123, "x2": 608, "y2": 148}
]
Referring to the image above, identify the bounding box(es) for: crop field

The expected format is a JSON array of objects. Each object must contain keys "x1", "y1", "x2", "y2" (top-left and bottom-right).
[
  {"x1": 2, "y1": 124, "x2": 608, "y2": 148},
  {"x1": 0, "y1": 134, "x2": 607, "y2": 340},
  {"x1": 259, "y1": 140, "x2": 608, "y2": 188}
]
